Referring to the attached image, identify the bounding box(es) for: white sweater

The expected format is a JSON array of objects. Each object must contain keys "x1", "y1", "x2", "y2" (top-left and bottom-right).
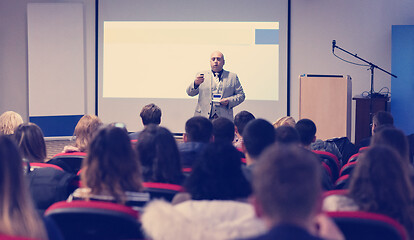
[{"x1": 141, "y1": 199, "x2": 267, "y2": 240}]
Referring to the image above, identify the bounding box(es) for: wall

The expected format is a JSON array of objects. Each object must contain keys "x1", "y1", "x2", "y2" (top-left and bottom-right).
[{"x1": 291, "y1": 0, "x2": 414, "y2": 141}]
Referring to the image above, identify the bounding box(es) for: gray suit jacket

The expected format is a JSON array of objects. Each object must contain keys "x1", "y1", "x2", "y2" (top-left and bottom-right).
[{"x1": 186, "y1": 70, "x2": 245, "y2": 120}]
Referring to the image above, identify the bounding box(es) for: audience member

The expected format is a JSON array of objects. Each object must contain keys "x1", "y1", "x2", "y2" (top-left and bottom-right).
[
  {"x1": 274, "y1": 125, "x2": 300, "y2": 144},
  {"x1": 296, "y1": 118, "x2": 343, "y2": 166},
  {"x1": 371, "y1": 126, "x2": 410, "y2": 163},
  {"x1": 142, "y1": 143, "x2": 265, "y2": 240},
  {"x1": 130, "y1": 103, "x2": 162, "y2": 140},
  {"x1": 63, "y1": 114, "x2": 102, "y2": 153},
  {"x1": 246, "y1": 143, "x2": 344, "y2": 240},
  {"x1": 178, "y1": 116, "x2": 213, "y2": 168},
  {"x1": 233, "y1": 111, "x2": 255, "y2": 151},
  {"x1": 323, "y1": 146, "x2": 414, "y2": 239},
  {"x1": 358, "y1": 111, "x2": 394, "y2": 149},
  {"x1": 136, "y1": 124, "x2": 184, "y2": 185},
  {"x1": 0, "y1": 111, "x2": 23, "y2": 135},
  {"x1": 241, "y1": 119, "x2": 276, "y2": 182},
  {"x1": 273, "y1": 116, "x2": 296, "y2": 128},
  {"x1": 69, "y1": 126, "x2": 150, "y2": 211},
  {"x1": 212, "y1": 117, "x2": 235, "y2": 144},
  {"x1": 0, "y1": 135, "x2": 62, "y2": 239},
  {"x1": 13, "y1": 122, "x2": 46, "y2": 163}
]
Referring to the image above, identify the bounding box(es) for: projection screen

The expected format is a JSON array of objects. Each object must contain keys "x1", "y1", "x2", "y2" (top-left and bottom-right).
[{"x1": 98, "y1": 0, "x2": 288, "y2": 133}]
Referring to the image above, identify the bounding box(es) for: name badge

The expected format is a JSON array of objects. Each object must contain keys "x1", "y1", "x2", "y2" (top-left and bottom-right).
[{"x1": 212, "y1": 94, "x2": 222, "y2": 103}]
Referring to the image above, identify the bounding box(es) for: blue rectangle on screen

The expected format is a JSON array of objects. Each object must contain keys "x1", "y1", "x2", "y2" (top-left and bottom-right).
[
  {"x1": 255, "y1": 29, "x2": 279, "y2": 45},
  {"x1": 30, "y1": 115, "x2": 83, "y2": 137}
]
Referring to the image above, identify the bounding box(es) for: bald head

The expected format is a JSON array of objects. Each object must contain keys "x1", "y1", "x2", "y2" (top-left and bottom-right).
[{"x1": 210, "y1": 51, "x2": 225, "y2": 72}]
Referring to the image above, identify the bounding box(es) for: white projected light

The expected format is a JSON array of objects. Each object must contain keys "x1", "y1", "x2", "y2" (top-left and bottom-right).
[{"x1": 103, "y1": 21, "x2": 279, "y2": 101}]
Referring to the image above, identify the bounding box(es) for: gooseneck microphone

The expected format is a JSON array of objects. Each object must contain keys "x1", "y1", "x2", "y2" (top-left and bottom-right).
[{"x1": 332, "y1": 40, "x2": 336, "y2": 53}]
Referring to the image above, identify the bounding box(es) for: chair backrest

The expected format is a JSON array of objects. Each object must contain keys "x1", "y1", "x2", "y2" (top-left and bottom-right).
[
  {"x1": 29, "y1": 162, "x2": 64, "y2": 171},
  {"x1": 334, "y1": 174, "x2": 350, "y2": 189},
  {"x1": 339, "y1": 161, "x2": 357, "y2": 177},
  {"x1": 326, "y1": 211, "x2": 408, "y2": 240},
  {"x1": 45, "y1": 200, "x2": 144, "y2": 240},
  {"x1": 321, "y1": 162, "x2": 333, "y2": 181},
  {"x1": 313, "y1": 150, "x2": 340, "y2": 181},
  {"x1": 347, "y1": 152, "x2": 360, "y2": 164},
  {"x1": 142, "y1": 182, "x2": 183, "y2": 202},
  {"x1": 46, "y1": 152, "x2": 86, "y2": 174}
]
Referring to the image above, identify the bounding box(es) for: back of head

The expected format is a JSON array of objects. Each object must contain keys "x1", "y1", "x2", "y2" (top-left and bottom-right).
[
  {"x1": 373, "y1": 111, "x2": 394, "y2": 127},
  {"x1": 273, "y1": 116, "x2": 296, "y2": 128},
  {"x1": 253, "y1": 143, "x2": 322, "y2": 223},
  {"x1": 0, "y1": 111, "x2": 24, "y2": 135},
  {"x1": 274, "y1": 126, "x2": 300, "y2": 144},
  {"x1": 13, "y1": 123, "x2": 46, "y2": 163},
  {"x1": 185, "y1": 116, "x2": 213, "y2": 143},
  {"x1": 0, "y1": 135, "x2": 47, "y2": 239},
  {"x1": 371, "y1": 127, "x2": 409, "y2": 163},
  {"x1": 140, "y1": 103, "x2": 162, "y2": 126},
  {"x1": 84, "y1": 126, "x2": 142, "y2": 202},
  {"x1": 137, "y1": 124, "x2": 183, "y2": 184},
  {"x1": 185, "y1": 142, "x2": 251, "y2": 200},
  {"x1": 349, "y1": 145, "x2": 414, "y2": 226},
  {"x1": 212, "y1": 117, "x2": 235, "y2": 144},
  {"x1": 243, "y1": 119, "x2": 276, "y2": 158},
  {"x1": 74, "y1": 114, "x2": 102, "y2": 152},
  {"x1": 234, "y1": 111, "x2": 255, "y2": 136},
  {"x1": 295, "y1": 119, "x2": 316, "y2": 146}
]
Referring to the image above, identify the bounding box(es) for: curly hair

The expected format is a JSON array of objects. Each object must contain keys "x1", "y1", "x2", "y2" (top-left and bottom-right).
[{"x1": 74, "y1": 115, "x2": 102, "y2": 152}]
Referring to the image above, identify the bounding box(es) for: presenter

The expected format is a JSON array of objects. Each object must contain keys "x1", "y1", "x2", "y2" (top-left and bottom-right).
[{"x1": 186, "y1": 51, "x2": 245, "y2": 120}]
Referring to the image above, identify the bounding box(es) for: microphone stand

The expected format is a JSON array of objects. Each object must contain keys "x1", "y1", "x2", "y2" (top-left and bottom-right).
[{"x1": 333, "y1": 41, "x2": 397, "y2": 137}]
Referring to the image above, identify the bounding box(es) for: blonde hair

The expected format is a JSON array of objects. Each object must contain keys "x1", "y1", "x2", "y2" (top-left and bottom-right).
[
  {"x1": 0, "y1": 135, "x2": 47, "y2": 239},
  {"x1": 74, "y1": 115, "x2": 102, "y2": 152},
  {"x1": 273, "y1": 116, "x2": 296, "y2": 128},
  {"x1": 0, "y1": 111, "x2": 23, "y2": 135}
]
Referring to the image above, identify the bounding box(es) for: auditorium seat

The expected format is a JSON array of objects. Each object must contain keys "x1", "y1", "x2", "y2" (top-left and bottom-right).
[
  {"x1": 339, "y1": 161, "x2": 357, "y2": 177},
  {"x1": 326, "y1": 211, "x2": 407, "y2": 240},
  {"x1": 142, "y1": 182, "x2": 184, "y2": 202},
  {"x1": 45, "y1": 200, "x2": 145, "y2": 240},
  {"x1": 313, "y1": 150, "x2": 341, "y2": 181},
  {"x1": 334, "y1": 174, "x2": 350, "y2": 189},
  {"x1": 46, "y1": 152, "x2": 86, "y2": 174},
  {"x1": 29, "y1": 162, "x2": 64, "y2": 171}
]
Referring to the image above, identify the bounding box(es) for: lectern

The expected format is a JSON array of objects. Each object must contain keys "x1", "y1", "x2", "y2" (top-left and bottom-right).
[{"x1": 299, "y1": 74, "x2": 352, "y2": 140}]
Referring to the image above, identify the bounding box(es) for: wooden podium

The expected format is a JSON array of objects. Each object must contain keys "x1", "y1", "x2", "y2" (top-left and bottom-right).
[{"x1": 299, "y1": 74, "x2": 352, "y2": 140}]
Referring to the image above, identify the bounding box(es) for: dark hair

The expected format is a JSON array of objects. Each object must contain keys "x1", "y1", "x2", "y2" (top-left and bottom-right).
[
  {"x1": 349, "y1": 146, "x2": 414, "y2": 236},
  {"x1": 253, "y1": 143, "x2": 322, "y2": 221},
  {"x1": 185, "y1": 142, "x2": 251, "y2": 200},
  {"x1": 373, "y1": 111, "x2": 394, "y2": 127},
  {"x1": 243, "y1": 119, "x2": 276, "y2": 158},
  {"x1": 13, "y1": 123, "x2": 46, "y2": 163},
  {"x1": 140, "y1": 103, "x2": 162, "y2": 126},
  {"x1": 234, "y1": 111, "x2": 255, "y2": 136},
  {"x1": 83, "y1": 126, "x2": 142, "y2": 204},
  {"x1": 274, "y1": 126, "x2": 300, "y2": 144},
  {"x1": 295, "y1": 119, "x2": 316, "y2": 146},
  {"x1": 371, "y1": 127, "x2": 409, "y2": 163},
  {"x1": 185, "y1": 116, "x2": 213, "y2": 143},
  {"x1": 212, "y1": 117, "x2": 235, "y2": 144},
  {"x1": 136, "y1": 125, "x2": 184, "y2": 184}
]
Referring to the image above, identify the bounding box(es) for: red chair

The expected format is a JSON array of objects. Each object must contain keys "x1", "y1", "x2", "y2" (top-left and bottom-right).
[
  {"x1": 339, "y1": 161, "x2": 358, "y2": 177},
  {"x1": 326, "y1": 211, "x2": 408, "y2": 240},
  {"x1": 46, "y1": 152, "x2": 86, "y2": 174},
  {"x1": 335, "y1": 174, "x2": 350, "y2": 189},
  {"x1": 142, "y1": 182, "x2": 184, "y2": 202},
  {"x1": 321, "y1": 162, "x2": 333, "y2": 182},
  {"x1": 45, "y1": 200, "x2": 144, "y2": 240},
  {"x1": 29, "y1": 162, "x2": 64, "y2": 171},
  {"x1": 313, "y1": 150, "x2": 341, "y2": 182},
  {"x1": 347, "y1": 152, "x2": 360, "y2": 164}
]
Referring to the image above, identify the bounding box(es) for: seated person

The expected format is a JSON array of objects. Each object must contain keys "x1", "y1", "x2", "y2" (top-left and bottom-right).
[
  {"x1": 129, "y1": 103, "x2": 162, "y2": 140},
  {"x1": 136, "y1": 124, "x2": 184, "y2": 185},
  {"x1": 357, "y1": 111, "x2": 394, "y2": 150},
  {"x1": 178, "y1": 116, "x2": 213, "y2": 168},
  {"x1": 212, "y1": 117, "x2": 235, "y2": 144},
  {"x1": 69, "y1": 125, "x2": 150, "y2": 212},
  {"x1": 0, "y1": 135, "x2": 63, "y2": 239},
  {"x1": 0, "y1": 110, "x2": 23, "y2": 135},
  {"x1": 323, "y1": 145, "x2": 414, "y2": 239},
  {"x1": 63, "y1": 114, "x2": 102, "y2": 153},
  {"x1": 245, "y1": 143, "x2": 344, "y2": 240},
  {"x1": 272, "y1": 116, "x2": 296, "y2": 128},
  {"x1": 141, "y1": 143, "x2": 266, "y2": 240},
  {"x1": 233, "y1": 111, "x2": 255, "y2": 151}
]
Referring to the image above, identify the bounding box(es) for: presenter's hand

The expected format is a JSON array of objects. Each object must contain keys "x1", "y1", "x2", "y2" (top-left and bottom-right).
[
  {"x1": 220, "y1": 98, "x2": 229, "y2": 106},
  {"x1": 194, "y1": 74, "x2": 205, "y2": 86}
]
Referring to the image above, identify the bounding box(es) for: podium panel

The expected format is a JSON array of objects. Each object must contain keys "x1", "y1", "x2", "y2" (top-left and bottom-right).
[{"x1": 299, "y1": 74, "x2": 352, "y2": 140}]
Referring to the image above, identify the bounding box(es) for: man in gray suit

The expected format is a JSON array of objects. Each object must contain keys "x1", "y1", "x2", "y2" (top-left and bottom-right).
[{"x1": 186, "y1": 51, "x2": 245, "y2": 120}]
